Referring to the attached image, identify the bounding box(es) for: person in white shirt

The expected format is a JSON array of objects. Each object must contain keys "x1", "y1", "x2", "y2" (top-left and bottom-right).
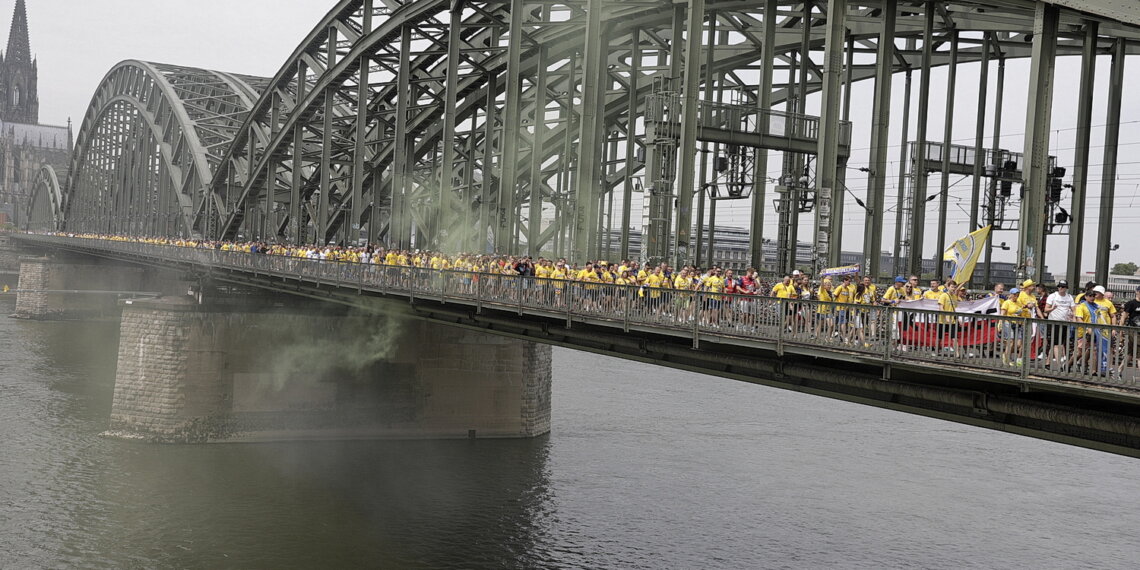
[{"x1": 1044, "y1": 281, "x2": 1075, "y2": 368}]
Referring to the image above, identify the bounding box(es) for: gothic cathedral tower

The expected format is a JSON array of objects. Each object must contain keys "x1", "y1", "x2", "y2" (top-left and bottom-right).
[{"x1": 0, "y1": 0, "x2": 37, "y2": 124}]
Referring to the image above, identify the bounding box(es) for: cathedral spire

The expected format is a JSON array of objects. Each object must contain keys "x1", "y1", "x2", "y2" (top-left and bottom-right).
[
  {"x1": 0, "y1": 0, "x2": 37, "y2": 123},
  {"x1": 5, "y1": 0, "x2": 29, "y2": 66}
]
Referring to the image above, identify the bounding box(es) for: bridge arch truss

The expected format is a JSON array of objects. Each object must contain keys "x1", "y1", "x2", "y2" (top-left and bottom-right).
[
  {"x1": 62, "y1": 1, "x2": 1140, "y2": 284},
  {"x1": 25, "y1": 164, "x2": 63, "y2": 232},
  {"x1": 61, "y1": 60, "x2": 267, "y2": 237}
]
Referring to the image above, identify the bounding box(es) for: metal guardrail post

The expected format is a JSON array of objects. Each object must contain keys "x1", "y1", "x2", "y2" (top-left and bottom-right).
[
  {"x1": 476, "y1": 273, "x2": 483, "y2": 314},
  {"x1": 409, "y1": 268, "x2": 416, "y2": 304},
  {"x1": 565, "y1": 282, "x2": 573, "y2": 329},
  {"x1": 884, "y1": 306, "x2": 894, "y2": 363},
  {"x1": 623, "y1": 286, "x2": 632, "y2": 333},
  {"x1": 517, "y1": 276, "x2": 524, "y2": 315},
  {"x1": 1020, "y1": 317, "x2": 1031, "y2": 380},
  {"x1": 692, "y1": 292, "x2": 701, "y2": 349},
  {"x1": 776, "y1": 298, "x2": 785, "y2": 356}
]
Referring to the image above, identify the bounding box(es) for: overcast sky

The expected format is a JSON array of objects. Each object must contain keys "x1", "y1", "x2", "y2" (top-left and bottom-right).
[
  {"x1": 19, "y1": 1, "x2": 1140, "y2": 278},
  {"x1": 29, "y1": 1, "x2": 330, "y2": 124}
]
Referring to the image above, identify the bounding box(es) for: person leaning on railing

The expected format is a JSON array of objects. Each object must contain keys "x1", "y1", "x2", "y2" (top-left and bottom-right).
[
  {"x1": 815, "y1": 278, "x2": 836, "y2": 339},
  {"x1": 1001, "y1": 287, "x2": 1029, "y2": 367},
  {"x1": 881, "y1": 276, "x2": 906, "y2": 306},
  {"x1": 1043, "y1": 280, "x2": 1076, "y2": 370},
  {"x1": 1074, "y1": 286, "x2": 1116, "y2": 376},
  {"x1": 771, "y1": 274, "x2": 798, "y2": 332},
  {"x1": 936, "y1": 281, "x2": 962, "y2": 355}
]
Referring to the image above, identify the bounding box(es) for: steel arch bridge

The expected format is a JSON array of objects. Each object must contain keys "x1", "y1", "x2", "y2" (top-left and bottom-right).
[
  {"x1": 46, "y1": 61, "x2": 268, "y2": 238},
  {"x1": 24, "y1": 0, "x2": 1140, "y2": 284}
]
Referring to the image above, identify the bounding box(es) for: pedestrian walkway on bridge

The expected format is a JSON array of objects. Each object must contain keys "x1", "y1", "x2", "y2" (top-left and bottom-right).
[{"x1": 17, "y1": 232, "x2": 1140, "y2": 396}]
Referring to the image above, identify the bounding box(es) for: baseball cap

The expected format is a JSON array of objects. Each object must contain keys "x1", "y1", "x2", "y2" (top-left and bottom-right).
[
  {"x1": 894, "y1": 276, "x2": 906, "y2": 283},
  {"x1": 1010, "y1": 287, "x2": 1020, "y2": 294},
  {"x1": 1135, "y1": 286, "x2": 1140, "y2": 292},
  {"x1": 1057, "y1": 281, "x2": 1068, "y2": 288},
  {"x1": 792, "y1": 270, "x2": 802, "y2": 276},
  {"x1": 1021, "y1": 279, "x2": 1035, "y2": 288},
  {"x1": 1093, "y1": 285, "x2": 1107, "y2": 294}
]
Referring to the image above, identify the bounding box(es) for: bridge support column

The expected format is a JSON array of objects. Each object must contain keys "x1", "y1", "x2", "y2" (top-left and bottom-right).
[
  {"x1": 0, "y1": 234, "x2": 19, "y2": 271},
  {"x1": 12, "y1": 255, "x2": 148, "y2": 320},
  {"x1": 107, "y1": 297, "x2": 552, "y2": 443}
]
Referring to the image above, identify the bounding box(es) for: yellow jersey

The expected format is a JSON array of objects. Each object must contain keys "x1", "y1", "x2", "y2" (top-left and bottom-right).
[{"x1": 771, "y1": 282, "x2": 797, "y2": 299}]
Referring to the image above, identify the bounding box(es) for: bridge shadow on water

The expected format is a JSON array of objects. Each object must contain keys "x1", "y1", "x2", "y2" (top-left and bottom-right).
[{"x1": 90, "y1": 437, "x2": 554, "y2": 569}]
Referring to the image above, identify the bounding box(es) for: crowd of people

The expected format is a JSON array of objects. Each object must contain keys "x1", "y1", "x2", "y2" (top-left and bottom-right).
[{"x1": 38, "y1": 232, "x2": 1140, "y2": 379}]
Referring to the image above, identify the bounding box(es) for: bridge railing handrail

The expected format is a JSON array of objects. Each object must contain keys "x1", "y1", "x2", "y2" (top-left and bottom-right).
[{"x1": 18, "y1": 234, "x2": 1140, "y2": 390}]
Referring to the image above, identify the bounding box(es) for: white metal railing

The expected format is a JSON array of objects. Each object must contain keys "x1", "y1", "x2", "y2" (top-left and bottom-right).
[{"x1": 19, "y1": 234, "x2": 1140, "y2": 389}]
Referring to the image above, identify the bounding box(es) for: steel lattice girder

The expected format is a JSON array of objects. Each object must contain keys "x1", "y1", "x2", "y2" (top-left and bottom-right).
[
  {"x1": 26, "y1": 165, "x2": 64, "y2": 232},
  {"x1": 63, "y1": 60, "x2": 267, "y2": 236},
  {"x1": 154, "y1": 0, "x2": 1140, "y2": 257}
]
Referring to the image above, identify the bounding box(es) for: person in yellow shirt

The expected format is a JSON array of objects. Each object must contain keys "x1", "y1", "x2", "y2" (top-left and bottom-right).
[
  {"x1": 856, "y1": 277, "x2": 878, "y2": 304},
  {"x1": 1074, "y1": 286, "x2": 1115, "y2": 375},
  {"x1": 881, "y1": 276, "x2": 906, "y2": 305},
  {"x1": 615, "y1": 270, "x2": 634, "y2": 287},
  {"x1": 923, "y1": 279, "x2": 943, "y2": 301},
  {"x1": 575, "y1": 262, "x2": 594, "y2": 282},
  {"x1": 1016, "y1": 279, "x2": 1042, "y2": 319},
  {"x1": 771, "y1": 274, "x2": 799, "y2": 332},
  {"x1": 907, "y1": 275, "x2": 924, "y2": 298},
  {"x1": 549, "y1": 261, "x2": 568, "y2": 306},
  {"x1": 600, "y1": 265, "x2": 615, "y2": 284},
  {"x1": 672, "y1": 268, "x2": 695, "y2": 322},
  {"x1": 833, "y1": 275, "x2": 857, "y2": 340},
  {"x1": 1000, "y1": 287, "x2": 1030, "y2": 366},
  {"x1": 533, "y1": 259, "x2": 551, "y2": 302},
  {"x1": 636, "y1": 265, "x2": 651, "y2": 283},
  {"x1": 771, "y1": 274, "x2": 796, "y2": 299},
  {"x1": 701, "y1": 268, "x2": 726, "y2": 327},
  {"x1": 815, "y1": 279, "x2": 836, "y2": 339},
  {"x1": 936, "y1": 281, "x2": 961, "y2": 355},
  {"x1": 833, "y1": 275, "x2": 856, "y2": 304},
  {"x1": 849, "y1": 276, "x2": 877, "y2": 346},
  {"x1": 642, "y1": 267, "x2": 666, "y2": 318}
]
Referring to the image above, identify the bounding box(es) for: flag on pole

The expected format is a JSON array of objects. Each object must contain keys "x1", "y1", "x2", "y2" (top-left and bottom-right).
[{"x1": 943, "y1": 225, "x2": 991, "y2": 284}]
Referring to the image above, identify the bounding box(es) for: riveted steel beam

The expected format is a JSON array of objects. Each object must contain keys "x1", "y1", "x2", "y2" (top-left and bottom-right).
[
  {"x1": 1067, "y1": 21, "x2": 1098, "y2": 284},
  {"x1": 1095, "y1": 37, "x2": 1126, "y2": 286},
  {"x1": 865, "y1": 0, "x2": 895, "y2": 279},
  {"x1": 1018, "y1": 2, "x2": 1059, "y2": 284}
]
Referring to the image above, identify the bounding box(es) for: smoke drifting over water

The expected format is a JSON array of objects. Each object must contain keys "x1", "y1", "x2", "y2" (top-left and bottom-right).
[{"x1": 228, "y1": 306, "x2": 409, "y2": 395}]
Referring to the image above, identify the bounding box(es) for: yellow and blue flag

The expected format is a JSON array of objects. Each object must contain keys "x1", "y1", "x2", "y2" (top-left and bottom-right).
[{"x1": 943, "y1": 226, "x2": 991, "y2": 283}]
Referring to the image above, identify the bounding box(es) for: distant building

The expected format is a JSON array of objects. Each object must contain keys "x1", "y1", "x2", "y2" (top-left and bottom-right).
[
  {"x1": 0, "y1": 0, "x2": 71, "y2": 227},
  {"x1": 1073, "y1": 272, "x2": 1140, "y2": 295}
]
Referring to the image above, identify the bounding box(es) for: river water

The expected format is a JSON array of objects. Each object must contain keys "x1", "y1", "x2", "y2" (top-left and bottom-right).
[{"x1": 2, "y1": 295, "x2": 1139, "y2": 569}]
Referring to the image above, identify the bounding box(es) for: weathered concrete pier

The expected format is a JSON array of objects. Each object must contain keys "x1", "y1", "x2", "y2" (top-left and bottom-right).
[{"x1": 107, "y1": 296, "x2": 552, "y2": 443}]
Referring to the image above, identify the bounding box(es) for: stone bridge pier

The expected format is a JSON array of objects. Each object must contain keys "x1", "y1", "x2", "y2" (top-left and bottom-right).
[
  {"x1": 108, "y1": 296, "x2": 552, "y2": 443},
  {"x1": 11, "y1": 253, "x2": 185, "y2": 320}
]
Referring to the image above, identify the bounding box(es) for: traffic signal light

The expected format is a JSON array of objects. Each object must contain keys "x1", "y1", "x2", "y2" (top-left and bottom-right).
[{"x1": 1048, "y1": 177, "x2": 1063, "y2": 203}]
